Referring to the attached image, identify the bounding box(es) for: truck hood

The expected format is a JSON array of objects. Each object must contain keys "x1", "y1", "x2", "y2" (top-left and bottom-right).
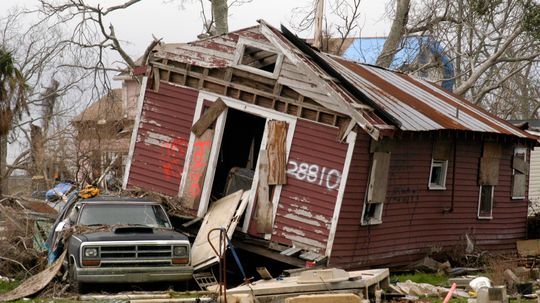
[{"x1": 75, "y1": 227, "x2": 188, "y2": 242}]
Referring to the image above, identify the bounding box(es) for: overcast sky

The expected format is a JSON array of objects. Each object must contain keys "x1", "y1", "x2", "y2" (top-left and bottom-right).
[{"x1": 1, "y1": 0, "x2": 392, "y2": 61}]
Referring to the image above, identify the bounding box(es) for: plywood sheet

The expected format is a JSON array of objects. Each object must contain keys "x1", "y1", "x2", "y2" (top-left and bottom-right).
[
  {"x1": 191, "y1": 190, "x2": 249, "y2": 270},
  {"x1": 367, "y1": 152, "x2": 390, "y2": 203},
  {"x1": 517, "y1": 239, "x2": 540, "y2": 256},
  {"x1": 479, "y1": 157, "x2": 500, "y2": 186}
]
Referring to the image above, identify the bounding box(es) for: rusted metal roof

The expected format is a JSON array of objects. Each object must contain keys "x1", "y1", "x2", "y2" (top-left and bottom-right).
[{"x1": 325, "y1": 54, "x2": 532, "y2": 138}]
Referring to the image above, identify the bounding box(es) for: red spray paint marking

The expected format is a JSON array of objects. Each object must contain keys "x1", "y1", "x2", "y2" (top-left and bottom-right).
[
  {"x1": 161, "y1": 137, "x2": 188, "y2": 180},
  {"x1": 187, "y1": 140, "x2": 211, "y2": 198}
]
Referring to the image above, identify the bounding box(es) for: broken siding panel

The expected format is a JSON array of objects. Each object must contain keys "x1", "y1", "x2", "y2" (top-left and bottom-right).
[
  {"x1": 268, "y1": 119, "x2": 348, "y2": 254},
  {"x1": 127, "y1": 83, "x2": 198, "y2": 196},
  {"x1": 330, "y1": 134, "x2": 527, "y2": 268}
]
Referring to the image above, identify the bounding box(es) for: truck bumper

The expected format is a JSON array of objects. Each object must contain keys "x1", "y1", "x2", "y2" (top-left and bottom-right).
[{"x1": 76, "y1": 266, "x2": 193, "y2": 283}]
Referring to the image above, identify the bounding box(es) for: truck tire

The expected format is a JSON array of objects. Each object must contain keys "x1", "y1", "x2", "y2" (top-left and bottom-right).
[{"x1": 68, "y1": 260, "x2": 86, "y2": 293}]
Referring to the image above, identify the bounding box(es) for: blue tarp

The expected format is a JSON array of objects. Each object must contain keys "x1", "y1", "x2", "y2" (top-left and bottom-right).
[
  {"x1": 45, "y1": 182, "x2": 74, "y2": 202},
  {"x1": 341, "y1": 36, "x2": 455, "y2": 91}
]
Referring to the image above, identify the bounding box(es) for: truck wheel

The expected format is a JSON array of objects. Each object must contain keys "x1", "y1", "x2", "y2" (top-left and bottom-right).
[{"x1": 68, "y1": 261, "x2": 86, "y2": 293}]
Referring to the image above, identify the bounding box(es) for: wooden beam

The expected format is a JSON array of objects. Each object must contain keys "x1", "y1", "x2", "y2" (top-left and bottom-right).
[
  {"x1": 256, "y1": 149, "x2": 273, "y2": 234},
  {"x1": 267, "y1": 121, "x2": 288, "y2": 185},
  {"x1": 191, "y1": 98, "x2": 227, "y2": 137}
]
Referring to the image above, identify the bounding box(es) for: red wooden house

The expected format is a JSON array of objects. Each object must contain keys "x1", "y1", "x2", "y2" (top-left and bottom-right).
[{"x1": 122, "y1": 21, "x2": 536, "y2": 269}]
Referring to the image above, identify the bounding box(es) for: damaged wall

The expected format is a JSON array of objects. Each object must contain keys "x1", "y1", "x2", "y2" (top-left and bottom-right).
[
  {"x1": 331, "y1": 132, "x2": 528, "y2": 268},
  {"x1": 257, "y1": 120, "x2": 348, "y2": 254},
  {"x1": 126, "y1": 84, "x2": 198, "y2": 196}
]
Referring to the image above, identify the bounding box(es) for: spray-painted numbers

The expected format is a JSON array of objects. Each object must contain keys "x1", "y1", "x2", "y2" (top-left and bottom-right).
[{"x1": 287, "y1": 160, "x2": 341, "y2": 190}]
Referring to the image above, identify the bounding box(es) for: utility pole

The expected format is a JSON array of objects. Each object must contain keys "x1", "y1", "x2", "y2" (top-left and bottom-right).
[{"x1": 313, "y1": 0, "x2": 324, "y2": 49}]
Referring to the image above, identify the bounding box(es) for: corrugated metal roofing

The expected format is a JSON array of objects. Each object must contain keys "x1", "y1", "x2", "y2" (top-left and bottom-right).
[{"x1": 323, "y1": 54, "x2": 532, "y2": 138}]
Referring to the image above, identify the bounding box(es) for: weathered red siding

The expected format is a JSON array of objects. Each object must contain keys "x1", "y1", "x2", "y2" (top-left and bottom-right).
[
  {"x1": 127, "y1": 83, "x2": 198, "y2": 196},
  {"x1": 261, "y1": 119, "x2": 348, "y2": 254},
  {"x1": 330, "y1": 132, "x2": 528, "y2": 268}
]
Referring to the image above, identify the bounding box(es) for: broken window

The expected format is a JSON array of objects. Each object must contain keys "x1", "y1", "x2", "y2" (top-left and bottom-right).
[
  {"x1": 429, "y1": 138, "x2": 451, "y2": 190},
  {"x1": 478, "y1": 185, "x2": 494, "y2": 219},
  {"x1": 512, "y1": 147, "x2": 528, "y2": 199},
  {"x1": 362, "y1": 150, "x2": 391, "y2": 225},
  {"x1": 429, "y1": 160, "x2": 448, "y2": 189},
  {"x1": 476, "y1": 141, "x2": 501, "y2": 219},
  {"x1": 234, "y1": 41, "x2": 283, "y2": 78}
]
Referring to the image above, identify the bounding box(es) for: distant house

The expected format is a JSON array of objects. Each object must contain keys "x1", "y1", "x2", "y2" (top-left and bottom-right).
[
  {"x1": 122, "y1": 21, "x2": 535, "y2": 269},
  {"x1": 72, "y1": 74, "x2": 141, "y2": 185},
  {"x1": 317, "y1": 36, "x2": 454, "y2": 91}
]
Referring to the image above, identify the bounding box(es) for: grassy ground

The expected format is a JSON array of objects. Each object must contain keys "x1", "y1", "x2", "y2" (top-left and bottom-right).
[{"x1": 393, "y1": 272, "x2": 450, "y2": 286}]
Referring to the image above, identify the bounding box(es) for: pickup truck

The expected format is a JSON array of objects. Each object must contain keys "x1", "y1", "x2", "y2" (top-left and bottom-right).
[{"x1": 56, "y1": 196, "x2": 192, "y2": 292}]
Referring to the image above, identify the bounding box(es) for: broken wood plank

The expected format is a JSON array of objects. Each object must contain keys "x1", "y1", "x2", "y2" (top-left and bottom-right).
[
  {"x1": 191, "y1": 191, "x2": 249, "y2": 270},
  {"x1": 267, "y1": 121, "x2": 288, "y2": 185},
  {"x1": 367, "y1": 152, "x2": 390, "y2": 203},
  {"x1": 256, "y1": 150, "x2": 273, "y2": 233},
  {"x1": 191, "y1": 98, "x2": 227, "y2": 137},
  {"x1": 182, "y1": 129, "x2": 214, "y2": 209},
  {"x1": 80, "y1": 293, "x2": 171, "y2": 301}
]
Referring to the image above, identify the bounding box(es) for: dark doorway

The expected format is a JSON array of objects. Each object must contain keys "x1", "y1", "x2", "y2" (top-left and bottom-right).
[{"x1": 211, "y1": 108, "x2": 266, "y2": 200}]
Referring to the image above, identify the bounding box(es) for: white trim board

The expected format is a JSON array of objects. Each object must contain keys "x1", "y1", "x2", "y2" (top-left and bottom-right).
[
  {"x1": 122, "y1": 76, "x2": 148, "y2": 189},
  {"x1": 325, "y1": 131, "x2": 357, "y2": 259}
]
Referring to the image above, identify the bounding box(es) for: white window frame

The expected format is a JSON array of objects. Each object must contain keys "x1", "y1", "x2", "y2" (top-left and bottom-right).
[
  {"x1": 477, "y1": 185, "x2": 494, "y2": 219},
  {"x1": 512, "y1": 147, "x2": 527, "y2": 200},
  {"x1": 232, "y1": 38, "x2": 284, "y2": 79},
  {"x1": 428, "y1": 159, "x2": 448, "y2": 190},
  {"x1": 361, "y1": 202, "x2": 384, "y2": 226}
]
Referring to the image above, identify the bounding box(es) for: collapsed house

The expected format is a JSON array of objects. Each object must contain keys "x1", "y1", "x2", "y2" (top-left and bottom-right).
[
  {"x1": 122, "y1": 20, "x2": 537, "y2": 269},
  {"x1": 73, "y1": 75, "x2": 140, "y2": 185}
]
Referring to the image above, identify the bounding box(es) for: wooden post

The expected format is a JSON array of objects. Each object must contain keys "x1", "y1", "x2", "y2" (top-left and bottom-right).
[{"x1": 256, "y1": 150, "x2": 273, "y2": 233}]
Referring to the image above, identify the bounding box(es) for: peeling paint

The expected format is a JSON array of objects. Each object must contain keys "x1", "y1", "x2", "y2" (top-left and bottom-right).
[
  {"x1": 283, "y1": 226, "x2": 305, "y2": 237},
  {"x1": 288, "y1": 196, "x2": 311, "y2": 204},
  {"x1": 142, "y1": 119, "x2": 162, "y2": 127},
  {"x1": 314, "y1": 229, "x2": 324, "y2": 235},
  {"x1": 314, "y1": 214, "x2": 330, "y2": 224},
  {"x1": 284, "y1": 233, "x2": 325, "y2": 250},
  {"x1": 283, "y1": 213, "x2": 321, "y2": 227}
]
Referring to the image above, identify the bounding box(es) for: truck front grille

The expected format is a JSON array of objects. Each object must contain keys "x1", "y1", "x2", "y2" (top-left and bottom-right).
[{"x1": 100, "y1": 244, "x2": 173, "y2": 260}]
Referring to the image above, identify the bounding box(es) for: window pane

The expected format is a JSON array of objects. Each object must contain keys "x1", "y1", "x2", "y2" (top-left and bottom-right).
[
  {"x1": 479, "y1": 186, "x2": 493, "y2": 217},
  {"x1": 431, "y1": 165, "x2": 442, "y2": 185},
  {"x1": 79, "y1": 204, "x2": 171, "y2": 228}
]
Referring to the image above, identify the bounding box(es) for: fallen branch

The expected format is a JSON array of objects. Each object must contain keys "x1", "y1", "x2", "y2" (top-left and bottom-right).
[{"x1": 0, "y1": 256, "x2": 31, "y2": 275}]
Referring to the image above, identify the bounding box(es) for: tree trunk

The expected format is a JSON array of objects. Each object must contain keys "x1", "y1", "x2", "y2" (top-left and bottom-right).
[
  {"x1": 376, "y1": 0, "x2": 410, "y2": 68},
  {"x1": 0, "y1": 133, "x2": 7, "y2": 197},
  {"x1": 212, "y1": 0, "x2": 228, "y2": 35}
]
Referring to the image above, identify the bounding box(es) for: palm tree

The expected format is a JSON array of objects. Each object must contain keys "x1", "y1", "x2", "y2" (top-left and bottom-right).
[{"x1": 0, "y1": 47, "x2": 27, "y2": 196}]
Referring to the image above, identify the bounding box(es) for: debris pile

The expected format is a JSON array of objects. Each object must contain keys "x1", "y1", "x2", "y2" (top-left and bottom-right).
[{"x1": 0, "y1": 195, "x2": 55, "y2": 279}]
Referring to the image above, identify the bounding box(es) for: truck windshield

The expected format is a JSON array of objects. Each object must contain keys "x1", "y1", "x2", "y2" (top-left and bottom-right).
[{"x1": 78, "y1": 204, "x2": 171, "y2": 228}]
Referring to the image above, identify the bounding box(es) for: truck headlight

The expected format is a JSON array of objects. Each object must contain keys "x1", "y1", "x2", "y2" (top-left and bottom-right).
[
  {"x1": 84, "y1": 247, "x2": 99, "y2": 258},
  {"x1": 173, "y1": 246, "x2": 188, "y2": 256}
]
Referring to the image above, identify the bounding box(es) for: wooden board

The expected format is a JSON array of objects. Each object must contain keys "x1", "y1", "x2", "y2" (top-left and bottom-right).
[
  {"x1": 479, "y1": 157, "x2": 500, "y2": 186},
  {"x1": 256, "y1": 150, "x2": 273, "y2": 233},
  {"x1": 191, "y1": 98, "x2": 227, "y2": 137},
  {"x1": 517, "y1": 239, "x2": 540, "y2": 256},
  {"x1": 182, "y1": 129, "x2": 214, "y2": 209},
  {"x1": 367, "y1": 152, "x2": 390, "y2": 203},
  {"x1": 513, "y1": 157, "x2": 528, "y2": 175},
  {"x1": 267, "y1": 120, "x2": 288, "y2": 185},
  {"x1": 433, "y1": 138, "x2": 452, "y2": 160},
  {"x1": 512, "y1": 173, "x2": 526, "y2": 198},
  {"x1": 191, "y1": 190, "x2": 249, "y2": 270}
]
